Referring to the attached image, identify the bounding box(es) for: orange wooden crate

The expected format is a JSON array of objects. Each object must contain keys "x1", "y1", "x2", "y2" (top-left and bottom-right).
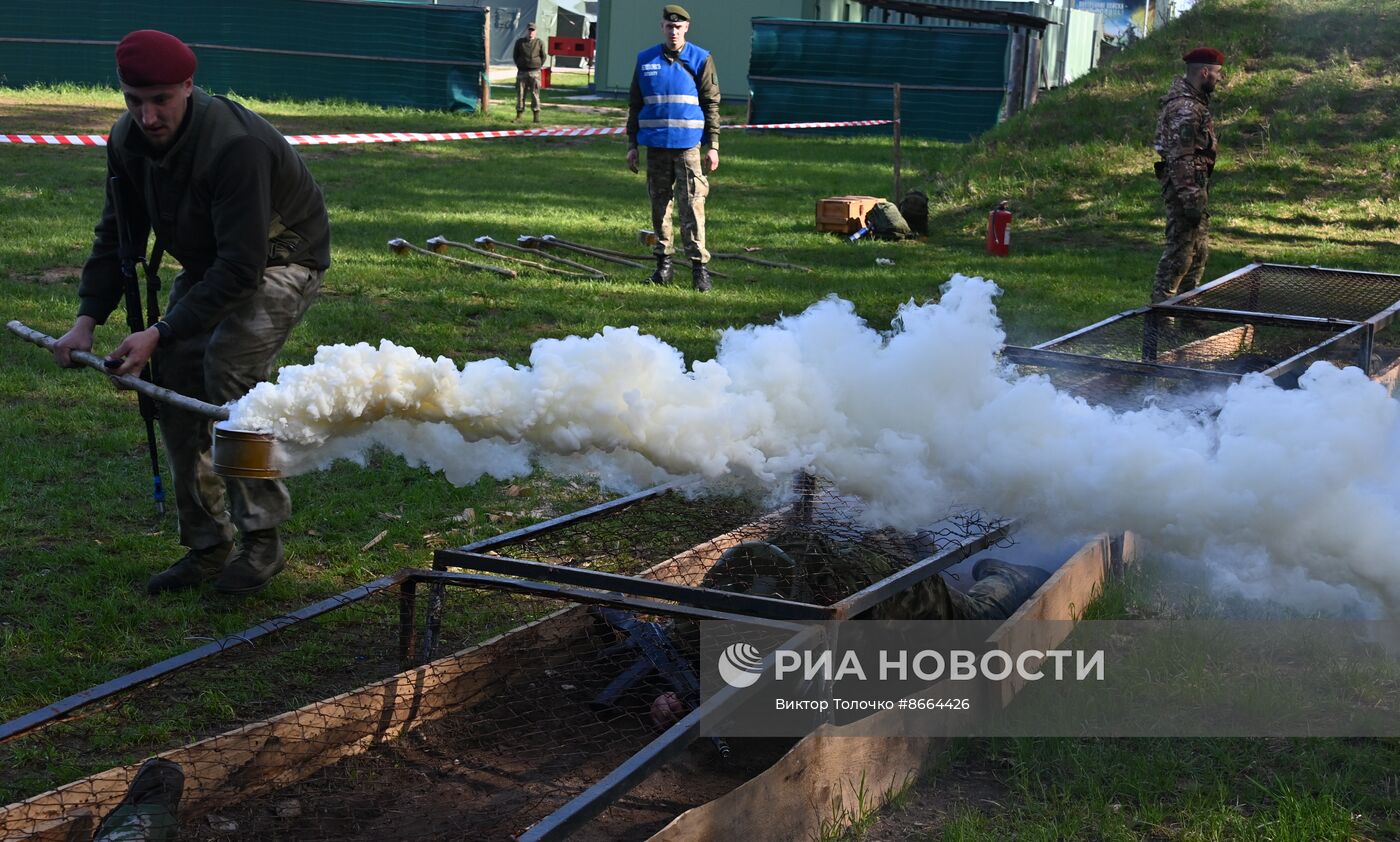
[{"x1": 815, "y1": 195, "x2": 884, "y2": 234}]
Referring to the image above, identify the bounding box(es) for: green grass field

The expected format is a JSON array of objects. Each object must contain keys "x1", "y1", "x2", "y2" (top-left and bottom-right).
[{"x1": 2, "y1": 0, "x2": 1399, "y2": 836}]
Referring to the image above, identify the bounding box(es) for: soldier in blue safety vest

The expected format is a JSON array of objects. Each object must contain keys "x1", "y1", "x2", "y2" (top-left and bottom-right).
[{"x1": 625, "y1": 4, "x2": 721, "y2": 292}]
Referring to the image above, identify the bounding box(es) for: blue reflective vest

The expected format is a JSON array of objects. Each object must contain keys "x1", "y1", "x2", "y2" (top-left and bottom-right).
[{"x1": 635, "y1": 42, "x2": 710, "y2": 149}]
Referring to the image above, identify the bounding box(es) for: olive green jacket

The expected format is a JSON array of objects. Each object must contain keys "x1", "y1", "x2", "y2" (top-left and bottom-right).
[{"x1": 79, "y1": 87, "x2": 330, "y2": 340}]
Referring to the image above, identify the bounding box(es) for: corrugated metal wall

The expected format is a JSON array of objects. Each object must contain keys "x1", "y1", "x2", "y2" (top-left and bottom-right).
[
  {"x1": 432, "y1": 0, "x2": 595, "y2": 66},
  {"x1": 1063, "y1": 8, "x2": 1103, "y2": 84},
  {"x1": 0, "y1": 0, "x2": 489, "y2": 111},
  {"x1": 862, "y1": 0, "x2": 1100, "y2": 89},
  {"x1": 748, "y1": 18, "x2": 1008, "y2": 139}
]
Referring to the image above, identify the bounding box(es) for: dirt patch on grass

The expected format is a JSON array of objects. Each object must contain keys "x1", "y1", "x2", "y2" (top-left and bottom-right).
[
  {"x1": 862, "y1": 751, "x2": 1010, "y2": 841},
  {"x1": 0, "y1": 101, "x2": 124, "y2": 133},
  {"x1": 297, "y1": 147, "x2": 365, "y2": 162},
  {"x1": 11, "y1": 267, "x2": 82, "y2": 285},
  {"x1": 546, "y1": 102, "x2": 627, "y2": 117}
]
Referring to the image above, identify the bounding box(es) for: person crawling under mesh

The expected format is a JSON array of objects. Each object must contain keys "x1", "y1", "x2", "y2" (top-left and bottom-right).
[
  {"x1": 646, "y1": 529, "x2": 1050, "y2": 727},
  {"x1": 701, "y1": 529, "x2": 1050, "y2": 622}
]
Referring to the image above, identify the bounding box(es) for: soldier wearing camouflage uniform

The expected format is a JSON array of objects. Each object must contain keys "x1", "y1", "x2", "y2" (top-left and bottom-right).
[
  {"x1": 709, "y1": 530, "x2": 1049, "y2": 622},
  {"x1": 1152, "y1": 47, "x2": 1224, "y2": 304},
  {"x1": 91, "y1": 759, "x2": 183, "y2": 842},
  {"x1": 52, "y1": 30, "x2": 329, "y2": 596},
  {"x1": 513, "y1": 22, "x2": 546, "y2": 123},
  {"x1": 650, "y1": 527, "x2": 1048, "y2": 727},
  {"x1": 625, "y1": 4, "x2": 721, "y2": 292}
]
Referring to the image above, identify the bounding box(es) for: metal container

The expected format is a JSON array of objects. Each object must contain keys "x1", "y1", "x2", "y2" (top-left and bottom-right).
[{"x1": 213, "y1": 422, "x2": 284, "y2": 479}]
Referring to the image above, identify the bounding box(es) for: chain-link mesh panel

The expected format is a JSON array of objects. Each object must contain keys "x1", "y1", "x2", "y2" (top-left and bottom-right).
[
  {"x1": 1012, "y1": 363, "x2": 1232, "y2": 414},
  {"x1": 459, "y1": 479, "x2": 1010, "y2": 608},
  {"x1": 0, "y1": 583, "x2": 782, "y2": 841},
  {"x1": 1176, "y1": 264, "x2": 1400, "y2": 321},
  {"x1": 1042, "y1": 312, "x2": 1346, "y2": 374}
]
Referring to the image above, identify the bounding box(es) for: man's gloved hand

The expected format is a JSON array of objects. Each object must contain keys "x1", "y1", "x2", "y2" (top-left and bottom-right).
[{"x1": 1183, "y1": 205, "x2": 1203, "y2": 225}]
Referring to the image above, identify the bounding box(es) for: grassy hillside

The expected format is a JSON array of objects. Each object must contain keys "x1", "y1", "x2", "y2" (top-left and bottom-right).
[
  {"x1": 909, "y1": 0, "x2": 1400, "y2": 336},
  {"x1": 1, "y1": 0, "x2": 1398, "y2": 834}
]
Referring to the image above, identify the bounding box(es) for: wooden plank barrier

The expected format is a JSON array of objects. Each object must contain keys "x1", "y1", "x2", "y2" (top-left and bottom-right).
[{"x1": 649, "y1": 532, "x2": 1133, "y2": 842}]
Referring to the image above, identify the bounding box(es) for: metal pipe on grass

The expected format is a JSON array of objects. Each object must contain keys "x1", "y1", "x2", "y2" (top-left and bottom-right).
[
  {"x1": 427, "y1": 235, "x2": 599, "y2": 278},
  {"x1": 472, "y1": 235, "x2": 608, "y2": 277},
  {"x1": 519, "y1": 235, "x2": 648, "y2": 269},
  {"x1": 543, "y1": 235, "x2": 651, "y2": 262},
  {"x1": 388, "y1": 237, "x2": 518, "y2": 279},
  {"x1": 638, "y1": 229, "x2": 809, "y2": 271}
]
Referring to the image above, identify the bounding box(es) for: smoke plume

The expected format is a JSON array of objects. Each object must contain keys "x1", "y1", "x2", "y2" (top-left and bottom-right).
[{"x1": 230, "y1": 275, "x2": 1400, "y2": 615}]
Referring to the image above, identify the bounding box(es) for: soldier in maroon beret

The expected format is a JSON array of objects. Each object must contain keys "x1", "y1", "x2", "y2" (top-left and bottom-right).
[
  {"x1": 51, "y1": 29, "x2": 332, "y2": 597},
  {"x1": 1150, "y1": 47, "x2": 1225, "y2": 303}
]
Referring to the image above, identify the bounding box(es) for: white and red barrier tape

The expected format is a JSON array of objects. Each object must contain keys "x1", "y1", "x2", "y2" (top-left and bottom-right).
[{"x1": 0, "y1": 120, "x2": 893, "y2": 148}]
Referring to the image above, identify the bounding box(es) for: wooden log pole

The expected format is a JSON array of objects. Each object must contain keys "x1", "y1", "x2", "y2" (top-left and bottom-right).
[
  {"x1": 6, "y1": 320, "x2": 230, "y2": 421},
  {"x1": 892, "y1": 82, "x2": 903, "y2": 202}
]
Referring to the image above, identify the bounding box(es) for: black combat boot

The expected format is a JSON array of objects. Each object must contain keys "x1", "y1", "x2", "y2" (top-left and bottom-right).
[
  {"x1": 691, "y1": 260, "x2": 712, "y2": 292},
  {"x1": 533, "y1": 110, "x2": 541, "y2": 123},
  {"x1": 92, "y1": 758, "x2": 184, "y2": 842},
  {"x1": 213, "y1": 529, "x2": 285, "y2": 595},
  {"x1": 146, "y1": 541, "x2": 234, "y2": 595},
  {"x1": 649, "y1": 254, "x2": 674, "y2": 284},
  {"x1": 514, "y1": 110, "x2": 523, "y2": 122}
]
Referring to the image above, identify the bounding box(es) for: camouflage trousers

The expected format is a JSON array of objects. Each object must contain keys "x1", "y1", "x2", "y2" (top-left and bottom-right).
[
  {"x1": 646, "y1": 146, "x2": 710, "y2": 264},
  {"x1": 782, "y1": 531, "x2": 1049, "y2": 622},
  {"x1": 1152, "y1": 188, "x2": 1211, "y2": 304},
  {"x1": 863, "y1": 559, "x2": 1050, "y2": 622},
  {"x1": 154, "y1": 264, "x2": 323, "y2": 551},
  {"x1": 515, "y1": 70, "x2": 541, "y2": 114},
  {"x1": 92, "y1": 804, "x2": 177, "y2": 842}
]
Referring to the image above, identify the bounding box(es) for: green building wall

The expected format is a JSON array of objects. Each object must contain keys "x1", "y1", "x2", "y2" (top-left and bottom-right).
[
  {"x1": 596, "y1": 0, "x2": 863, "y2": 99},
  {"x1": 0, "y1": 0, "x2": 488, "y2": 111}
]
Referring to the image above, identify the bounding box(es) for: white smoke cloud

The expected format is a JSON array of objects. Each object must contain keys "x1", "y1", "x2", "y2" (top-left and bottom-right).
[{"x1": 231, "y1": 274, "x2": 1400, "y2": 616}]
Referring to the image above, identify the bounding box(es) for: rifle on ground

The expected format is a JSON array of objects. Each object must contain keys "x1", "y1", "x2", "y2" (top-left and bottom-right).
[{"x1": 589, "y1": 606, "x2": 731, "y2": 759}]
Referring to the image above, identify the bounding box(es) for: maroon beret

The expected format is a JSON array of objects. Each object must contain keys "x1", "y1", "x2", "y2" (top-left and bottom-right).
[
  {"x1": 1182, "y1": 47, "x2": 1225, "y2": 65},
  {"x1": 116, "y1": 30, "x2": 197, "y2": 86}
]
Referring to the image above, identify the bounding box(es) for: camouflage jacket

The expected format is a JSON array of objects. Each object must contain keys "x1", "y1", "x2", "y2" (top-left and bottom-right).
[{"x1": 1154, "y1": 76, "x2": 1217, "y2": 208}]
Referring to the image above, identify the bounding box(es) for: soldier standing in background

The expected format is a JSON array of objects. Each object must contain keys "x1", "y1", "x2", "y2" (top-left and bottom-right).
[
  {"x1": 513, "y1": 22, "x2": 546, "y2": 123},
  {"x1": 625, "y1": 4, "x2": 721, "y2": 293},
  {"x1": 1152, "y1": 47, "x2": 1224, "y2": 303}
]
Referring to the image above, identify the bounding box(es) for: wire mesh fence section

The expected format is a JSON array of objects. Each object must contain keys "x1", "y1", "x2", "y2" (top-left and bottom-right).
[
  {"x1": 459, "y1": 490, "x2": 766, "y2": 578},
  {"x1": 1041, "y1": 312, "x2": 1348, "y2": 374},
  {"x1": 2, "y1": 586, "x2": 429, "y2": 806},
  {"x1": 1176, "y1": 264, "x2": 1400, "y2": 321},
  {"x1": 454, "y1": 479, "x2": 1009, "y2": 608},
  {"x1": 0, "y1": 582, "x2": 776, "y2": 841},
  {"x1": 1010, "y1": 363, "x2": 1232, "y2": 414}
]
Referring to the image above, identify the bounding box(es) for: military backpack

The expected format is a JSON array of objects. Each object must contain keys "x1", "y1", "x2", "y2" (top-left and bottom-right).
[{"x1": 865, "y1": 201, "x2": 915, "y2": 240}]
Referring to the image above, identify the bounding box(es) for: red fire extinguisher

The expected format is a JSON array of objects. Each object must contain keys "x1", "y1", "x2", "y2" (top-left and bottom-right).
[{"x1": 986, "y1": 200, "x2": 1011, "y2": 256}]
